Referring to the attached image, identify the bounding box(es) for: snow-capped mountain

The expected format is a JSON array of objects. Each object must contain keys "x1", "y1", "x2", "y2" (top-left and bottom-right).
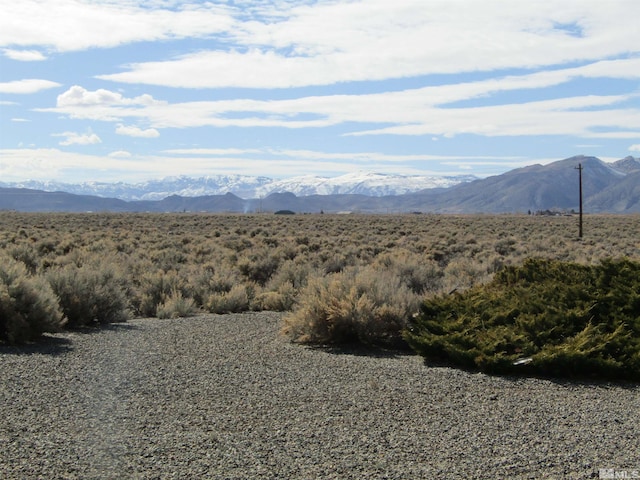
[
  {"x1": 2, "y1": 172, "x2": 477, "y2": 201},
  {"x1": 252, "y1": 172, "x2": 477, "y2": 197}
]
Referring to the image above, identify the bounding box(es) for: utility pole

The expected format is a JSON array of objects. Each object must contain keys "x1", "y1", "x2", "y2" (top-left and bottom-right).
[{"x1": 575, "y1": 163, "x2": 583, "y2": 238}]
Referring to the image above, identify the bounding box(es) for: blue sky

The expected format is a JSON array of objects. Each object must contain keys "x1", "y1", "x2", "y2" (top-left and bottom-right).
[{"x1": 1, "y1": 0, "x2": 639, "y2": 183}]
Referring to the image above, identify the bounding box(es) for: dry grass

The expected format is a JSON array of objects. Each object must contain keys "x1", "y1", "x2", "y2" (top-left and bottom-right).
[{"x1": 0, "y1": 212, "x2": 638, "y2": 343}]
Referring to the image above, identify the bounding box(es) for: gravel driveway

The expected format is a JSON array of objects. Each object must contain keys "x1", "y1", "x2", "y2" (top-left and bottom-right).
[{"x1": 1, "y1": 312, "x2": 639, "y2": 479}]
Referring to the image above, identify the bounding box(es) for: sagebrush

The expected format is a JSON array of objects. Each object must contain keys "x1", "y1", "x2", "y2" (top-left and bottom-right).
[
  {"x1": 0, "y1": 255, "x2": 66, "y2": 343},
  {"x1": 282, "y1": 266, "x2": 421, "y2": 347},
  {"x1": 1, "y1": 212, "x2": 638, "y2": 351}
]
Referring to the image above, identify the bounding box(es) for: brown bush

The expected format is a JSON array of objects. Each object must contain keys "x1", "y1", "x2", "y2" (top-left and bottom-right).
[
  {"x1": 47, "y1": 262, "x2": 130, "y2": 327},
  {"x1": 206, "y1": 284, "x2": 252, "y2": 314},
  {"x1": 0, "y1": 212, "x2": 638, "y2": 344},
  {"x1": 0, "y1": 256, "x2": 66, "y2": 343},
  {"x1": 156, "y1": 289, "x2": 197, "y2": 319},
  {"x1": 281, "y1": 267, "x2": 420, "y2": 348}
]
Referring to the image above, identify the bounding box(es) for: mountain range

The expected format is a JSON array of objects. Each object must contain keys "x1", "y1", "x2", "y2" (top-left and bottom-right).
[
  {"x1": 1, "y1": 155, "x2": 638, "y2": 214},
  {"x1": 0, "y1": 172, "x2": 477, "y2": 201}
]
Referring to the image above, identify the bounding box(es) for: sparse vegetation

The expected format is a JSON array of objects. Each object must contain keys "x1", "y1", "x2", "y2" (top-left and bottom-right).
[{"x1": 0, "y1": 211, "x2": 638, "y2": 380}]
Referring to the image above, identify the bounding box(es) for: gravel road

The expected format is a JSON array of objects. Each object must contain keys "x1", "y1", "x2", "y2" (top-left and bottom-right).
[{"x1": 1, "y1": 312, "x2": 639, "y2": 479}]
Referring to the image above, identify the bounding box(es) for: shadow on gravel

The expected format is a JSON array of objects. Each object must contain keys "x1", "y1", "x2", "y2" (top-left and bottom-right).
[
  {"x1": 69, "y1": 322, "x2": 140, "y2": 335},
  {"x1": 0, "y1": 335, "x2": 73, "y2": 356},
  {"x1": 0, "y1": 323, "x2": 140, "y2": 356},
  {"x1": 420, "y1": 357, "x2": 640, "y2": 389},
  {"x1": 310, "y1": 343, "x2": 415, "y2": 359},
  {"x1": 509, "y1": 373, "x2": 640, "y2": 390}
]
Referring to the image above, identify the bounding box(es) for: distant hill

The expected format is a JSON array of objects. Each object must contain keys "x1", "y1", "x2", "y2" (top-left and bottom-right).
[
  {"x1": 1, "y1": 156, "x2": 638, "y2": 213},
  {"x1": 402, "y1": 155, "x2": 631, "y2": 213},
  {"x1": 611, "y1": 156, "x2": 640, "y2": 174},
  {"x1": 0, "y1": 188, "x2": 130, "y2": 212},
  {"x1": 586, "y1": 171, "x2": 640, "y2": 213}
]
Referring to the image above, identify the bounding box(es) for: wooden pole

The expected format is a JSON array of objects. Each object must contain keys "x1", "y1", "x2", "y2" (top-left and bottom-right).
[{"x1": 575, "y1": 163, "x2": 583, "y2": 238}]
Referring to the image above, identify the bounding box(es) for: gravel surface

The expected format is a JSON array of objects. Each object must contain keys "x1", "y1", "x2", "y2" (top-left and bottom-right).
[{"x1": 1, "y1": 312, "x2": 639, "y2": 479}]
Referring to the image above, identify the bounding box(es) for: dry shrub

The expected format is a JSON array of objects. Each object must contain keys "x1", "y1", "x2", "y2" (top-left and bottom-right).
[
  {"x1": 254, "y1": 260, "x2": 313, "y2": 311},
  {"x1": 373, "y1": 251, "x2": 443, "y2": 294},
  {"x1": 206, "y1": 284, "x2": 251, "y2": 314},
  {"x1": 0, "y1": 256, "x2": 66, "y2": 343},
  {"x1": 254, "y1": 281, "x2": 297, "y2": 311},
  {"x1": 266, "y1": 259, "x2": 312, "y2": 291},
  {"x1": 237, "y1": 249, "x2": 281, "y2": 285},
  {"x1": 7, "y1": 245, "x2": 39, "y2": 274},
  {"x1": 442, "y1": 256, "x2": 492, "y2": 293},
  {"x1": 134, "y1": 269, "x2": 185, "y2": 317},
  {"x1": 47, "y1": 262, "x2": 130, "y2": 327},
  {"x1": 181, "y1": 263, "x2": 237, "y2": 307},
  {"x1": 156, "y1": 289, "x2": 197, "y2": 319},
  {"x1": 2, "y1": 212, "x2": 639, "y2": 335},
  {"x1": 282, "y1": 267, "x2": 420, "y2": 348}
]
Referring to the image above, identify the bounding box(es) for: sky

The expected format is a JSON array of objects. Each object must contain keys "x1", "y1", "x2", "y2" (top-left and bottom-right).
[{"x1": 1, "y1": 0, "x2": 640, "y2": 184}]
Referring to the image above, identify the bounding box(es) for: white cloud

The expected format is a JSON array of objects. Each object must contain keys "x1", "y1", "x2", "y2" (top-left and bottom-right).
[
  {"x1": 11, "y1": 118, "x2": 30, "y2": 122},
  {"x1": 0, "y1": 147, "x2": 302, "y2": 182},
  {"x1": 347, "y1": 94, "x2": 640, "y2": 138},
  {"x1": 0, "y1": 148, "x2": 145, "y2": 182},
  {"x1": 39, "y1": 79, "x2": 640, "y2": 141},
  {"x1": 629, "y1": 145, "x2": 640, "y2": 152},
  {"x1": 268, "y1": 149, "x2": 521, "y2": 164},
  {"x1": 0, "y1": 147, "x2": 544, "y2": 183},
  {"x1": 116, "y1": 124, "x2": 160, "y2": 138},
  {"x1": 38, "y1": 86, "x2": 165, "y2": 121},
  {"x1": 52, "y1": 131, "x2": 102, "y2": 146},
  {"x1": 573, "y1": 57, "x2": 640, "y2": 80},
  {"x1": 97, "y1": 1, "x2": 640, "y2": 88},
  {"x1": 0, "y1": 1, "x2": 234, "y2": 52},
  {"x1": 165, "y1": 147, "x2": 520, "y2": 161},
  {"x1": 57, "y1": 85, "x2": 160, "y2": 107},
  {"x1": 0, "y1": 79, "x2": 61, "y2": 94},
  {"x1": 108, "y1": 150, "x2": 132, "y2": 158},
  {"x1": 2, "y1": 48, "x2": 46, "y2": 61},
  {"x1": 3, "y1": 0, "x2": 640, "y2": 94},
  {"x1": 162, "y1": 148, "x2": 263, "y2": 155}
]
